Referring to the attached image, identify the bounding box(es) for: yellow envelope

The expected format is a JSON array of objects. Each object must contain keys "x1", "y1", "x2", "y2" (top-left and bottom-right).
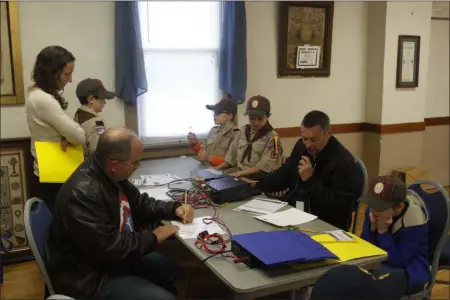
[
  {"x1": 35, "y1": 141, "x2": 84, "y2": 183},
  {"x1": 312, "y1": 233, "x2": 387, "y2": 262}
]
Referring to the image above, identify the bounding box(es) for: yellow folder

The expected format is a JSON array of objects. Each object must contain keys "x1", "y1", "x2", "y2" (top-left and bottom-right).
[
  {"x1": 291, "y1": 232, "x2": 387, "y2": 270},
  {"x1": 312, "y1": 233, "x2": 387, "y2": 262},
  {"x1": 35, "y1": 141, "x2": 84, "y2": 183}
]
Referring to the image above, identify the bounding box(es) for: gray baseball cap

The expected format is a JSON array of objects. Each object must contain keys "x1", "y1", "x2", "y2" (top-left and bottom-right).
[{"x1": 76, "y1": 78, "x2": 115, "y2": 99}]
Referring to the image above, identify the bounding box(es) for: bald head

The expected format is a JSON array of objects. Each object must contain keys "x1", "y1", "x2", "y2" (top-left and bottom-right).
[{"x1": 96, "y1": 127, "x2": 140, "y2": 162}]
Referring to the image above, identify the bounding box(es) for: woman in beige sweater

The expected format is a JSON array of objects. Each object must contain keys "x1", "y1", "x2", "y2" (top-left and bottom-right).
[{"x1": 26, "y1": 45, "x2": 85, "y2": 212}]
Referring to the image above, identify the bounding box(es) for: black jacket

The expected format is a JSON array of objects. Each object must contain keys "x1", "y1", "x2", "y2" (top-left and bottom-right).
[
  {"x1": 256, "y1": 136, "x2": 361, "y2": 230},
  {"x1": 45, "y1": 154, "x2": 181, "y2": 298}
]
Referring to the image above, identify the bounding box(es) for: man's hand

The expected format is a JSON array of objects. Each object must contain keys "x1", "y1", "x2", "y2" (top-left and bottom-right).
[
  {"x1": 187, "y1": 132, "x2": 198, "y2": 145},
  {"x1": 229, "y1": 172, "x2": 241, "y2": 177},
  {"x1": 153, "y1": 225, "x2": 180, "y2": 243},
  {"x1": 376, "y1": 217, "x2": 392, "y2": 234},
  {"x1": 298, "y1": 156, "x2": 314, "y2": 181},
  {"x1": 369, "y1": 211, "x2": 377, "y2": 232},
  {"x1": 266, "y1": 188, "x2": 290, "y2": 198},
  {"x1": 198, "y1": 149, "x2": 209, "y2": 161},
  {"x1": 175, "y1": 204, "x2": 194, "y2": 223},
  {"x1": 60, "y1": 137, "x2": 69, "y2": 152}
]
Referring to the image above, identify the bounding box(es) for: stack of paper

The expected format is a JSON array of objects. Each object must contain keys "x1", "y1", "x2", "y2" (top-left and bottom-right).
[
  {"x1": 171, "y1": 217, "x2": 226, "y2": 239},
  {"x1": 140, "y1": 186, "x2": 171, "y2": 200},
  {"x1": 233, "y1": 198, "x2": 287, "y2": 215},
  {"x1": 254, "y1": 208, "x2": 317, "y2": 226},
  {"x1": 141, "y1": 174, "x2": 181, "y2": 186}
]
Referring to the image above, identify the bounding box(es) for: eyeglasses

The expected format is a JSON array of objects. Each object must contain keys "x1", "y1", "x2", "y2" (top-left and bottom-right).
[{"x1": 110, "y1": 158, "x2": 140, "y2": 170}]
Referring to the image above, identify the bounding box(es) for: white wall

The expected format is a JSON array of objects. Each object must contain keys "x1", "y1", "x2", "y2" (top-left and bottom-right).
[
  {"x1": 240, "y1": 2, "x2": 368, "y2": 127},
  {"x1": 426, "y1": 20, "x2": 450, "y2": 118},
  {"x1": 0, "y1": 2, "x2": 125, "y2": 139}
]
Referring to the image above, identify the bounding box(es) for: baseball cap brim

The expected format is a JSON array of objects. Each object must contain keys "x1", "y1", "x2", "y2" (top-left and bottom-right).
[
  {"x1": 205, "y1": 104, "x2": 216, "y2": 110},
  {"x1": 245, "y1": 109, "x2": 267, "y2": 117},
  {"x1": 358, "y1": 194, "x2": 395, "y2": 212},
  {"x1": 98, "y1": 90, "x2": 116, "y2": 100}
]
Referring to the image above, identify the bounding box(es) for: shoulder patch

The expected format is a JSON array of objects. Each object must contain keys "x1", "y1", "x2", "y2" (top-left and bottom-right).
[
  {"x1": 95, "y1": 120, "x2": 105, "y2": 127},
  {"x1": 261, "y1": 136, "x2": 268, "y2": 142}
]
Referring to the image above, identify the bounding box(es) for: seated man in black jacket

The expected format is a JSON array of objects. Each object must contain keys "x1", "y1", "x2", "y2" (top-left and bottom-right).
[
  {"x1": 45, "y1": 127, "x2": 194, "y2": 300},
  {"x1": 256, "y1": 111, "x2": 361, "y2": 230}
]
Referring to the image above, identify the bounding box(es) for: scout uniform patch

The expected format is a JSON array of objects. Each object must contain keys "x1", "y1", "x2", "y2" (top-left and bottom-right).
[{"x1": 96, "y1": 120, "x2": 105, "y2": 135}]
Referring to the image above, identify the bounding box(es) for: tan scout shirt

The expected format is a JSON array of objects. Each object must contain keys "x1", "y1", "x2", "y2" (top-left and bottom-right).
[
  {"x1": 74, "y1": 106, "x2": 107, "y2": 157},
  {"x1": 225, "y1": 125, "x2": 283, "y2": 173},
  {"x1": 203, "y1": 121, "x2": 240, "y2": 158},
  {"x1": 26, "y1": 89, "x2": 86, "y2": 177}
]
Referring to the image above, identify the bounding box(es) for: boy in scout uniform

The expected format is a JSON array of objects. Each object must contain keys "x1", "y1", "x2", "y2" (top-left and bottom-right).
[
  {"x1": 187, "y1": 98, "x2": 240, "y2": 166},
  {"x1": 74, "y1": 78, "x2": 116, "y2": 157},
  {"x1": 216, "y1": 95, "x2": 283, "y2": 178}
]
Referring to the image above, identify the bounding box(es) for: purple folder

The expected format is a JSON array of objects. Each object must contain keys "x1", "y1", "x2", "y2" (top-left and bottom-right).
[{"x1": 232, "y1": 230, "x2": 338, "y2": 266}]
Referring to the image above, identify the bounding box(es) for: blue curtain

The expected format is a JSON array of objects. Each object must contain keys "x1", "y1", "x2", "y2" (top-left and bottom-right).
[
  {"x1": 219, "y1": 1, "x2": 247, "y2": 103},
  {"x1": 115, "y1": 2, "x2": 147, "y2": 106}
]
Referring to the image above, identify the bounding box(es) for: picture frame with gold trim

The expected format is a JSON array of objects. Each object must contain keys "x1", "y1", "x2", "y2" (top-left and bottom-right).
[{"x1": 0, "y1": 2, "x2": 25, "y2": 106}]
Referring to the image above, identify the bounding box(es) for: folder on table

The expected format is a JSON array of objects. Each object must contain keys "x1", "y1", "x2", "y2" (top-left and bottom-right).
[
  {"x1": 35, "y1": 141, "x2": 84, "y2": 183},
  {"x1": 232, "y1": 230, "x2": 338, "y2": 266},
  {"x1": 312, "y1": 233, "x2": 387, "y2": 262}
]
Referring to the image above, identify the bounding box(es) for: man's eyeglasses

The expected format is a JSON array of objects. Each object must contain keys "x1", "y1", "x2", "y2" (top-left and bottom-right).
[{"x1": 110, "y1": 158, "x2": 140, "y2": 170}]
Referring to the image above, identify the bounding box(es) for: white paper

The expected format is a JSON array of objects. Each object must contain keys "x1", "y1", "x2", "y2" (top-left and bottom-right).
[
  {"x1": 401, "y1": 41, "x2": 415, "y2": 83},
  {"x1": 140, "y1": 186, "x2": 171, "y2": 200},
  {"x1": 171, "y1": 217, "x2": 226, "y2": 239},
  {"x1": 206, "y1": 168, "x2": 223, "y2": 175},
  {"x1": 325, "y1": 230, "x2": 355, "y2": 241},
  {"x1": 254, "y1": 208, "x2": 317, "y2": 227},
  {"x1": 296, "y1": 45, "x2": 321, "y2": 69},
  {"x1": 234, "y1": 198, "x2": 287, "y2": 215},
  {"x1": 140, "y1": 174, "x2": 181, "y2": 186}
]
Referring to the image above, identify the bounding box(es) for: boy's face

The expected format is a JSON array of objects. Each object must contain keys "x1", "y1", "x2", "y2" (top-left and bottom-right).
[
  {"x1": 89, "y1": 96, "x2": 106, "y2": 113},
  {"x1": 370, "y1": 202, "x2": 405, "y2": 220},
  {"x1": 213, "y1": 111, "x2": 232, "y2": 125}
]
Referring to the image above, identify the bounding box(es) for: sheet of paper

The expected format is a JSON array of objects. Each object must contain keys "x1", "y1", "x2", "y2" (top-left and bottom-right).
[
  {"x1": 171, "y1": 217, "x2": 226, "y2": 239},
  {"x1": 206, "y1": 168, "x2": 223, "y2": 175},
  {"x1": 35, "y1": 142, "x2": 84, "y2": 183},
  {"x1": 234, "y1": 198, "x2": 287, "y2": 215},
  {"x1": 312, "y1": 233, "x2": 387, "y2": 262},
  {"x1": 140, "y1": 174, "x2": 181, "y2": 186},
  {"x1": 139, "y1": 186, "x2": 171, "y2": 200},
  {"x1": 254, "y1": 208, "x2": 317, "y2": 226}
]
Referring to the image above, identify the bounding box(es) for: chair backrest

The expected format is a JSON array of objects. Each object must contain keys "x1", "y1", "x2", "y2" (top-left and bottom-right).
[
  {"x1": 24, "y1": 197, "x2": 55, "y2": 294},
  {"x1": 351, "y1": 156, "x2": 367, "y2": 233},
  {"x1": 407, "y1": 180, "x2": 450, "y2": 292}
]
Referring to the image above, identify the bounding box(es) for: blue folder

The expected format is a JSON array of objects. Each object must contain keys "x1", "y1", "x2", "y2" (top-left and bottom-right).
[{"x1": 232, "y1": 230, "x2": 339, "y2": 266}]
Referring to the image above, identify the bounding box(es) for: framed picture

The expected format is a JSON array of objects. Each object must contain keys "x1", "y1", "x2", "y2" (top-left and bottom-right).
[
  {"x1": 0, "y1": 138, "x2": 38, "y2": 264},
  {"x1": 396, "y1": 35, "x2": 421, "y2": 89},
  {"x1": 0, "y1": 2, "x2": 25, "y2": 106},
  {"x1": 278, "y1": 1, "x2": 334, "y2": 78},
  {"x1": 432, "y1": 1, "x2": 449, "y2": 20}
]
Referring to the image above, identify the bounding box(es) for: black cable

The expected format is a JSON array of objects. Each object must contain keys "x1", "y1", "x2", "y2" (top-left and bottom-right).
[{"x1": 184, "y1": 250, "x2": 232, "y2": 300}]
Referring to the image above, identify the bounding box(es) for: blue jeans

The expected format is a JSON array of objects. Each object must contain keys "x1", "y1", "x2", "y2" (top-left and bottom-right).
[{"x1": 103, "y1": 253, "x2": 177, "y2": 300}]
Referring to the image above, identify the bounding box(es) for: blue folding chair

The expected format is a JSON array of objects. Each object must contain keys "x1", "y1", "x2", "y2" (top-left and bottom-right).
[
  {"x1": 404, "y1": 180, "x2": 450, "y2": 299},
  {"x1": 24, "y1": 197, "x2": 74, "y2": 299},
  {"x1": 436, "y1": 236, "x2": 450, "y2": 285},
  {"x1": 351, "y1": 156, "x2": 368, "y2": 233}
]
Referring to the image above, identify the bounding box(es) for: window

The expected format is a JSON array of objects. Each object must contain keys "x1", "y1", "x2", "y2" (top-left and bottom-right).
[{"x1": 137, "y1": 1, "x2": 222, "y2": 147}]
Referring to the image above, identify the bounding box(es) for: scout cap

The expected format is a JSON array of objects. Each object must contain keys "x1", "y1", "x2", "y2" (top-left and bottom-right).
[
  {"x1": 76, "y1": 78, "x2": 116, "y2": 99},
  {"x1": 358, "y1": 176, "x2": 406, "y2": 211},
  {"x1": 245, "y1": 95, "x2": 270, "y2": 117},
  {"x1": 206, "y1": 98, "x2": 237, "y2": 116}
]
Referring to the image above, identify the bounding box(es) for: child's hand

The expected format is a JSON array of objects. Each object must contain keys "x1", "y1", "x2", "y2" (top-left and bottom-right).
[{"x1": 376, "y1": 217, "x2": 392, "y2": 234}]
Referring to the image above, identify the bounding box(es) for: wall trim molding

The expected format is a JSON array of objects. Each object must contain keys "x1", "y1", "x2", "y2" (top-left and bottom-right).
[{"x1": 276, "y1": 116, "x2": 449, "y2": 137}]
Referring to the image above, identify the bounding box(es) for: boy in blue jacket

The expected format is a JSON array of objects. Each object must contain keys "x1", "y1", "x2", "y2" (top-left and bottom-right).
[{"x1": 311, "y1": 176, "x2": 430, "y2": 300}]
